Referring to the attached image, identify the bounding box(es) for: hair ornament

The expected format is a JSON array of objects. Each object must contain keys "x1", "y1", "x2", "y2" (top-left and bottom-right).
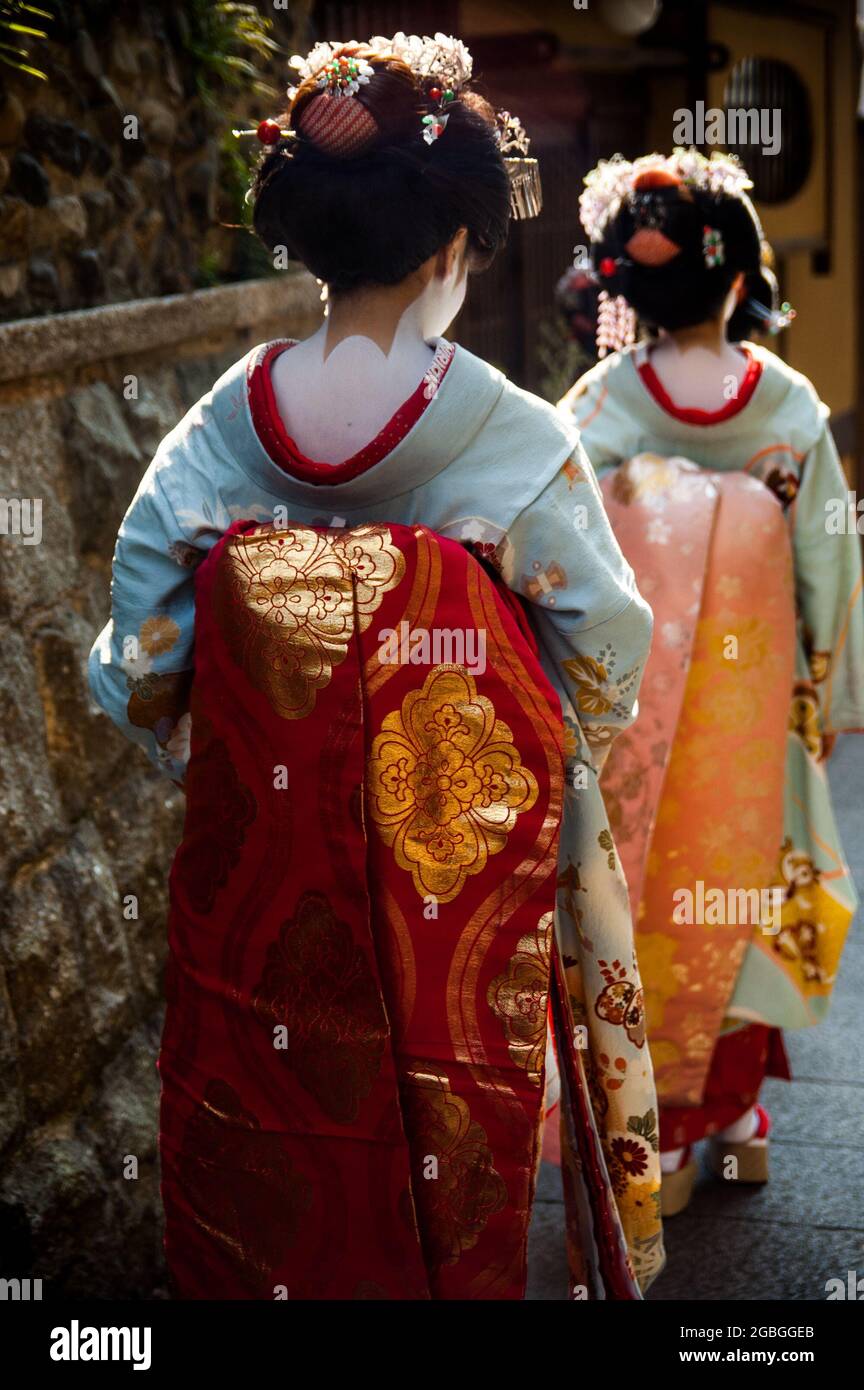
[
  {"x1": 580, "y1": 147, "x2": 753, "y2": 242},
  {"x1": 375, "y1": 31, "x2": 470, "y2": 145},
  {"x1": 496, "y1": 110, "x2": 542, "y2": 219},
  {"x1": 702, "y1": 225, "x2": 725, "y2": 267},
  {"x1": 746, "y1": 297, "x2": 796, "y2": 334},
  {"x1": 317, "y1": 51, "x2": 375, "y2": 97},
  {"x1": 289, "y1": 41, "x2": 366, "y2": 84},
  {"x1": 372, "y1": 31, "x2": 473, "y2": 89},
  {"x1": 288, "y1": 32, "x2": 472, "y2": 149},
  {"x1": 596, "y1": 291, "x2": 637, "y2": 359},
  {"x1": 422, "y1": 111, "x2": 450, "y2": 145},
  {"x1": 231, "y1": 118, "x2": 291, "y2": 146}
]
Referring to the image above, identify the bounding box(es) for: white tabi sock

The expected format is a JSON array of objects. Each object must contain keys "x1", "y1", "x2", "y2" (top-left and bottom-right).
[
  {"x1": 717, "y1": 1105, "x2": 759, "y2": 1144},
  {"x1": 660, "y1": 1145, "x2": 688, "y2": 1173}
]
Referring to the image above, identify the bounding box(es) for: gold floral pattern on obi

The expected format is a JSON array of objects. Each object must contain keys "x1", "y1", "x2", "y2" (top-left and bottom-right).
[
  {"x1": 401, "y1": 1064, "x2": 507, "y2": 1268},
  {"x1": 215, "y1": 525, "x2": 405, "y2": 719},
  {"x1": 252, "y1": 890, "x2": 390, "y2": 1124},
  {"x1": 486, "y1": 913, "x2": 552, "y2": 1084},
  {"x1": 175, "y1": 1078, "x2": 312, "y2": 1295},
  {"x1": 366, "y1": 666, "x2": 539, "y2": 902}
]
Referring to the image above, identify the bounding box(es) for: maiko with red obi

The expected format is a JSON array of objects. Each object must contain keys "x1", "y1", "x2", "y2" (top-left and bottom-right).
[{"x1": 90, "y1": 31, "x2": 663, "y2": 1297}]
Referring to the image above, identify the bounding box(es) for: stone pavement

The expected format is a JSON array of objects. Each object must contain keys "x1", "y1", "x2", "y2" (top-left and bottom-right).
[{"x1": 526, "y1": 735, "x2": 864, "y2": 1301}]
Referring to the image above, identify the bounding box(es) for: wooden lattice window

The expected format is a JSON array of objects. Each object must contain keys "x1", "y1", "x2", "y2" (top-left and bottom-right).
[{"x1": 722, "y1": 57, "x2": 812, "y2": 204}]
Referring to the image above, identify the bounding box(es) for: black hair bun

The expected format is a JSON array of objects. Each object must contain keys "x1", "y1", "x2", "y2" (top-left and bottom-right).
[{"x1": 593, "y1": 177, "x2": 765, "y2": 333}]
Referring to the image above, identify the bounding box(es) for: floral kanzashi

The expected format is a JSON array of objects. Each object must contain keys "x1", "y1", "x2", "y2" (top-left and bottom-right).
[
  {"x1": 215, "y1": 525, "x2": 405, "y2": 720},
  {"x1": 401, "y1": 1065, "x2": 507, "y2": 1268},
  {"x1": 367, "y1": 666, "x2": 539, "y2": 902},
  {"x1": 486, "y1": 914, "x2": 552, "y2": 1084},
  {"x1": 253, "y1": 890, "x2": 389, "y2": 1125}
]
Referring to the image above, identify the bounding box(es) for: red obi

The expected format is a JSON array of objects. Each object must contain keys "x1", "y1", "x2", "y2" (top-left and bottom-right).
[{"x1": 159, "y1": 521, "x2": 572, "y2": 1299}]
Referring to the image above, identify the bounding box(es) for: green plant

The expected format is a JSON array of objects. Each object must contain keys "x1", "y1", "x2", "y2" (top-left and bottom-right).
[
  {"x1": 177, "y1": 1, "x2": 280, "y2": 105},
  {"x1": 0, "y1": 0, "x2": 53, "y2": 79}
]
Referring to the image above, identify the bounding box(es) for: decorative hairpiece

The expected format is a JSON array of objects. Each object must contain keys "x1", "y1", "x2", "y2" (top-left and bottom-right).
[
  {"x1": 746, "y1": 297, "x2": 797, "y2": 334},
  {"x1": 237, "y1": 33, "x2": 541, "y2": 216},
  {"x1": 702, "y1": 225, "x2": 725, "y2": 267},
  {"x1": 232, "y1": 118, "x2": 291, "y2": 147},
  {"x1": 376, "y1": 31, "x2": 470, "y2": 145},
  {"x1": 580, "y1": 148, "x2": 753, "y2": 242},
  {"x1": 316, "y1": 51, "x2": 374, "y2": 96},
  {"x1": 287, "y1": 32, "x2": 472, "y2": 146},
  {"x1": 496, "y1": 110, "x2": 542, "y2": 220},
  {"x1": 372, "y1": 31, "x2": 473, "y2": 88},
  {"x1": 596, "y1": 291, "x2": 637, "y2": 359},
  {"x1": 289, "y1": 41, "x2": 366, "y2": 86}
]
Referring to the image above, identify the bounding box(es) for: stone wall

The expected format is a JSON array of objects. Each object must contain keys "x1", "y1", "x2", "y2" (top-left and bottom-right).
[
  {"x1": 0, "y1": 0, "x2": 310, "y2": 322},
  {"x1": 0, "y1": 271, "x2": 320, "y2": 1298}
]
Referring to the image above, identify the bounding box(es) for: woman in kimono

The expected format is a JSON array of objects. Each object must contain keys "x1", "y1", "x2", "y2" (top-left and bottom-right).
[
  {"x1": 88, "y1": 34, "x2": 664, "y2": 1298},
  {"x1": 559, "y1": 149, "x2": 864, "y2": 1215}
]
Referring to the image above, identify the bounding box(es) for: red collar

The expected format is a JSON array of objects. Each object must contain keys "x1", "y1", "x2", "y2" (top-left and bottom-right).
[
  {"x1": 637, "y1": 344, "x2": 763, "y2": 425},
  {"x1": 246, "y1": 339, "x2": 455, "y2": 484}
]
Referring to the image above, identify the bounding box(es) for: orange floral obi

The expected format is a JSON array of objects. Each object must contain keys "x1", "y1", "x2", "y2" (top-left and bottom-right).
[{"x1": 159, "y1": 520, "x2": 630, "y2": 1299}]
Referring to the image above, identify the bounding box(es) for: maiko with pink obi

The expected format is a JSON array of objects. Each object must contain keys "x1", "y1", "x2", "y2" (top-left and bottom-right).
[{"x1": 561, "y1": 148, "x2": 864, "y2": 1215}]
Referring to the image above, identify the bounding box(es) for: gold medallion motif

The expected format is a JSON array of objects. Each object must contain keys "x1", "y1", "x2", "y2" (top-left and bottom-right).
[
  {"x1": 367, "y1": 666, "x2": 539, "y2": 902},
  {"x1": 252, "y1": 890, "x2": 390, "y2": 1125},
  {"x1": 402, "y1": 1065, "x2": 507, "y2": 1267},
  {"x1": 175, "y1": 1078, "x2": 312, "y2": 1295},
  {"x1": 486, "y1": 914, "x2": 552, "y2": 1084},
  {"x1": 215, "y1": 525, "x2": 405, "y2": 719}
]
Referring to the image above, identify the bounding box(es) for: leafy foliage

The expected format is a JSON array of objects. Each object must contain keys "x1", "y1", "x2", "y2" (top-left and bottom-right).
[
  {"x1": 0, "y1": 0, "x2": 54, "y2": 80},
  {"x1": 176, "y1": 1, "x2": 280, "y2": 104}
]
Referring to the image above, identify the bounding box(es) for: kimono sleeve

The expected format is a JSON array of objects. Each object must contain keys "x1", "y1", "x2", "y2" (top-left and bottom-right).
[
  {"x1": 502, "y1": 443, "x2": 654, "y2": 773},
  {"x1": 794, "y1": 424, "x2": 864, "y2": 737},
  {"x1": 87, "y1": 461, "x2": 200, "y2": 782}
]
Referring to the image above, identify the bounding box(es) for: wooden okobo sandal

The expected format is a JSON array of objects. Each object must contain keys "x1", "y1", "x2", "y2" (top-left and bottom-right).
[{"x1": 708, "y1": 1103, "x2": 771, "y2": 1184}]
